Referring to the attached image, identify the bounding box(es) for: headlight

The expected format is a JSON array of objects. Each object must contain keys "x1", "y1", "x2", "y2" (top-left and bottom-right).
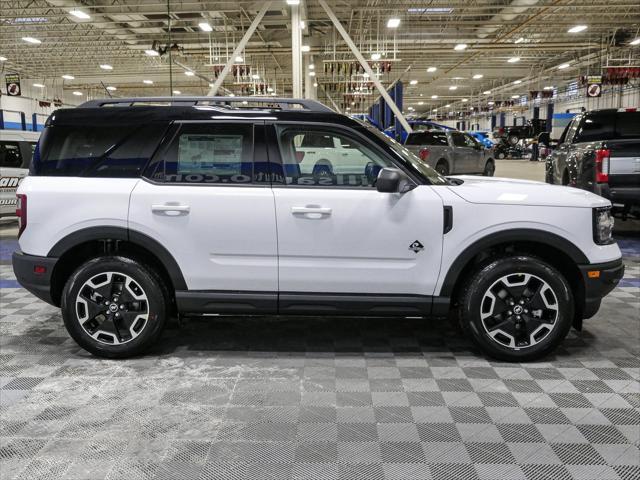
[{"x1": 593, "y1": 207, "x2": 614, "y2": 245}]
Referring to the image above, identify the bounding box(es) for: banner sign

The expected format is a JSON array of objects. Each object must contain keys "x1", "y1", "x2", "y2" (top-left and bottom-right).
[{"x1": 5, "y1": 74, "x2": 21, "y2": 96}]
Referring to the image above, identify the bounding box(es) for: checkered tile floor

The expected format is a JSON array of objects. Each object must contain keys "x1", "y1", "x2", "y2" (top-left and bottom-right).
[{"x1": 0, "y1": 237, "x2": 638, "y2": 480}]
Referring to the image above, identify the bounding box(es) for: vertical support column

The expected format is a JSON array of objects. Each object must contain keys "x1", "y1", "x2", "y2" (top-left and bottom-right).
[
  {"x1": 394, "y1": 81, "x2": 405, "y2": 141},
  {"x1": 20, "y1": 112, "x2": 27, "y2": 131},
  {"x1": 499, "y1": 113, "x2": 505, "y2": 128},
  {"x1": 291, "y1": 4, "x2": 303, "y2": 98},
  {"x1": 32, "y1": 113, "x2": 38, "y2": 132},
  {"x1": 491, "y1": 114, "x2": 496, "y2": 130},
  {"x1": 0, "y1": 110, "x2": 4, "y2": 130},
  {"x1": 546, "y1": 103, "x2": 554, "y2": 132},
  {"x1": 304, "y1": 56, "x2": 315, "y2": 99}
]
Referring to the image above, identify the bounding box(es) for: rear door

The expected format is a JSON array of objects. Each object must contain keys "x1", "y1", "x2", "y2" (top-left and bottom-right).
[
  {"x1": 450, "y1": 131, "x2": 474, "y2": 173},
  {"x1": 0, "y1": 141, "x2": 28, "y2": 217},
  {"x1": 128, "y1": 121, "x2": 278, "y2": 307},
  {"x1": 463, "y1": 133, "x2": 484, "y2": 173}
]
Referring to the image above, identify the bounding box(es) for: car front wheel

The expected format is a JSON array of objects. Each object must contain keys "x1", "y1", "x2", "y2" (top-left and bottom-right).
[
  {"x1": 61, "y1": 256, "x2": 168, "y2": 358},
  {"x1": 458, "y1": 255, "x2": 574, "y2": 362}
]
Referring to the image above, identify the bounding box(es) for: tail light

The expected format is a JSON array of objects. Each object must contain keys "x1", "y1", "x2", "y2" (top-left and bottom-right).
[
  {"x1": 419, "y1": 148, "x2": 430, "y2": 161},
  {"x1": 295, "y1": 151, "x2": 305, "y2": 163},
  {"x1": 16, "y1": 194, "x2": 27, "y2": 238},
  {"x1": 595, "y1": 148, "x2": 610, "y2": 183}
]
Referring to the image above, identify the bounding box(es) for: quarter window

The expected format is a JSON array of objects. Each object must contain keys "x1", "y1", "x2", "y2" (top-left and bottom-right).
[
  {"x1": 159, "y1": 124, "x2": 256, "y2": 184},
  {"x1": 276, "y1": 126, "x2": 394, "y2": 187},
  {"x1": 0, "y1": 142, "x2": 23, "y2": 168}
]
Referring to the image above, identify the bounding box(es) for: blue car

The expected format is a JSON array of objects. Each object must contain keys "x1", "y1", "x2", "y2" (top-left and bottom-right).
[{"x1": 466, "y1": 131, "x2": 494, "y2": 148}]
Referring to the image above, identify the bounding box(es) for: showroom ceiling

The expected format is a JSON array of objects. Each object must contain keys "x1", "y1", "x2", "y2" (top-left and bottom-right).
[{"x1": 1, "y1": 0, "x2": 639, "y2": 114}]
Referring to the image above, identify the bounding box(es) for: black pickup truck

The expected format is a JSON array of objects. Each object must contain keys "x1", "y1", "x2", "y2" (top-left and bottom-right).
[
  {"x1": 545, "y1": 109, "x2": 640, "y2": 218},
  {"x1": 494, "y1": 118, "x2": 548, "y2": 145}
]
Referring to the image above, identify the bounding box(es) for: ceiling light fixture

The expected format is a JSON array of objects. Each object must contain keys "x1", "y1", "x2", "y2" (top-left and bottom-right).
[
  {"x1": 629, "y1": 38, "x2": 640, "y2": 46},
  {"x1": 462, "y1": 98, "x2": 468, "y2": 102},
  {"x1": 22, "y1": 36, "x2": 41, "y2": 44},
  {"x1": 427, "y1": 66, "x2": 437, "y2": 72},
  {"x1": 488, "y1": 101, "x2": 494, "y2": 105},
  {"x1": 449, "y1": 85, "x2": 458, "y2": 90},
  {"x1": 145, "y1": 49, "x2": 159, "y2": 56},
  {"x1": 511, "y1": 95, "x2": 520, "y2": 99},
  {"x1": 309, "y1": 71, "x2": 316, "y2": 76},
  {"x1": 185, "y1": 70, "x2": 195, "y2": 76},
  {"x1": 313, "y1": 82, "x2": 318, "y2": 87},
  {"x1": 300, "y1": 20, "x2": 306, "y2": 29},
  {"x1": 370, "y1": 52, "x2": 381, "y2": 60},
  {"x1": 61, "y1": 74, "x2": 74, "y2": 80},
  {"x1": 568, "y1": 25, "x2": 587, "y2": 33},
  {"x1": 445, "y1": 104, "x2": 451, "y2": 108},
  {"x1": 309, "y1": 64, "x2": 315, "y2": 70},
  {"x1": 431, "y1": 95, "x2": 438, "y2": 99},
  {"x1": 69, "y1": 9, "x2": 90, "y2": 20},
  {"x1": 543, "y1": 86, "x2": 554, "y2": 90},
  {"x1": 507, "y1": 56, "x2": 520, "y2": 63},
  {"x1": 387, "y1": 18, "x2": 401, "y2": 28},
  {"x1": 286, "y1": 0, "x2": 300, "y2": 4},
  {"x1": 483, "y1": 90, "x2": 491, "y2": 94},
  {"x1": 454, "y1": 43, "x2": 467, "y2": 51},
  {"x1": 409, "y1": 79, "x2": 418, "y2": 85},
  {"x1": 515, "y1": 37, "x2": 525, "y2": 44},
  {"x1": 418, "y1": 101, "x2": 424, "y2": 105},
  {"x1": 301, "y1": 45, "x2": 310, "y2": 52},
  {"x1": 198, "y1": 22, "x2": 212, "y2": 32},
  {"x1": 72, "y1": 91, "x2": 83, "y2": 96},
  {"x1": 33, "y1": 83, "x2": 45, "y2": 88},
  {"x1": 472, "y1": 74, "x2": 483, "y2": 80},
  {"x1": 0, "y1": 56, "x2": 7, "y2": 61},
  {"x1": 235, "y1": 55, "x2": 244, "y2": 62},
  {"x1": 99, "y1": 64, "x2": 113, "y2": 70},
  {"x1": 106, "y1": 86, "x2": 117, "y2": 91},
  {"x1": 558, "y1": 62, "x2": 570, "y2": 69},
  {"x1": 251, "y1": 74, "x2": 260, "y2": 79},
  {"x1": 143, "y1": 79, "x2": 153, "y2": 84},
  {"x1": 173, "y1": 90, "x2": 181, "y2": 95}
]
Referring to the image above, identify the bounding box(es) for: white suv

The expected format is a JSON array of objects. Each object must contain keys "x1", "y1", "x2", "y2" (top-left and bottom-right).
[{"x1": 13, "y1": 97, "x2": 624, "y2": 361}]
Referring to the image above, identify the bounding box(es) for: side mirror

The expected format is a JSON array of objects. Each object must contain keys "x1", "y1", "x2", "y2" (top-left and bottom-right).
[{"x1": 376, "y1": 168, "x2": 415, "y2": 193}]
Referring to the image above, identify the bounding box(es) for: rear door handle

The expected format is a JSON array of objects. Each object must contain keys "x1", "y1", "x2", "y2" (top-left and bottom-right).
[
  {"x1": 152, "y1": 203, "x2": 190, "y2": 216},
  {"x1": 291, "y1": 205, "x2": 332, "y2": 217}
]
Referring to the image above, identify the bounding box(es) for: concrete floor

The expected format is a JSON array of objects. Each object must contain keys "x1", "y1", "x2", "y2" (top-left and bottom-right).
[{"x1": 1, "y1": 160, "x2": 638, "y2": 480}]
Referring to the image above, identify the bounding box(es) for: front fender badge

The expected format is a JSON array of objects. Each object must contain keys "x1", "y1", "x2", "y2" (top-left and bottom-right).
[{"x1": 409, "y1": 240, "x2": 424, "y2": 253}]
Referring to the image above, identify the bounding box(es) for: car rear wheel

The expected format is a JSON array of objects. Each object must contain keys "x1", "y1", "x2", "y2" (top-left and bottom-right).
[
  {"x1": 458, "y1": 255, "x2": 573, "y2": 362},
  {"x1": 483, "y1": 159, "x2": 495, "y2": 176},
  {"x1": 435, "y1": 160, "x2": 449, "y2": 176},
  {"x1": 61, "y1": 256, "x2": 168, "y2": 358}
]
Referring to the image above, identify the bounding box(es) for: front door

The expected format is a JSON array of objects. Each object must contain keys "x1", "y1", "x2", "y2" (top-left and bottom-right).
[
  {"x1": 451, "y1": 131, "x2": 475, "y2": 173},
  {"x1": 128, "y1": 122, "x2": 278, "y2": 300},
  {"x1": 269, "y1": 123, "x2": 444, "y2": 313}
]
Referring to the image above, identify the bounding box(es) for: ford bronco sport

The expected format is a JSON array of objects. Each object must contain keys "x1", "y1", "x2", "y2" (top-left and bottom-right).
[{"x1": 13, "y1": 97, "x2": 624, "y2": 361}]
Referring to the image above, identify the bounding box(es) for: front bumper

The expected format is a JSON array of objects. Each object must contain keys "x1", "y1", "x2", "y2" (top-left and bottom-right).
[
  {"x1": 578, "y1": 258, "x2": 625, "y2": 320},
  {"x1": 12, "y1": 251, "x2": 59, "y2": 306}
]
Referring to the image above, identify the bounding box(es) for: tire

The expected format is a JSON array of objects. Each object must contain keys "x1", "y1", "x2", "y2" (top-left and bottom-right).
[
  {"x1": 435, "y1": 160, "x2": 449, "y2": 176},
  {"x1": 497, "y1": 151, "x2": 506, "y2": 160},
  {"x1": 483, "y1": 159, "x2": 495, "y2": 177},
  {"x1": 61, "y1": 255, "x2": 168, "y2": 358},
  {"x1": 457, "y1": 255, "x2": 574, "y2": 362},
  {"x1": 508, "y1": 134, "x2": 519, "y2": 146}
]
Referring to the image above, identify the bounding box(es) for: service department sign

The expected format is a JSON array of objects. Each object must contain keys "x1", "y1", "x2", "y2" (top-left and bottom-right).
[{"x1": 5, "y1": 74, "x2": 21, "y2": 96}]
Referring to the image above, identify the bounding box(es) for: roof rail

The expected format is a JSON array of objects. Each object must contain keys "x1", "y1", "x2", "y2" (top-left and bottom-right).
[{"x1": 78, "y1": 96, "x2": 335, "y2": 113}]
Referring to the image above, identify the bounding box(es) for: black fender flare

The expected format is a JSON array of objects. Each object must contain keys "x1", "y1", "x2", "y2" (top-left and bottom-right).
[
  {"x1": 439, "y1": 228, "x2": 589, "y2": 297},
  {"x1": 48, "y1": 226, "x2": 187, "y2": 290}
]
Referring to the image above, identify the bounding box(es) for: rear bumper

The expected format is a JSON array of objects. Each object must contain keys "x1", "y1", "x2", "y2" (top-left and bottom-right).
[
  {"x1": 578, "y1": 258, "x2": 625, "y2": 320},
  {"x1": 593, "y1": 183, "x2": 640, "y2": 206},
  {"x1": 12, "y1": 251, "x2": 58, "y2": 306}
]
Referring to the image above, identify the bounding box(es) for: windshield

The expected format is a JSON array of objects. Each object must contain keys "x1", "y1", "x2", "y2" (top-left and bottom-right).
[{"x1": 358, "y1": 122, "x2": 448, "y2": 185}]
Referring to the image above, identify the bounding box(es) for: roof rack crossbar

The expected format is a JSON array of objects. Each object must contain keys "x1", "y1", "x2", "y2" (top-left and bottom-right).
[{"x1": 78, "y1": 96, "x2": 334, "y2": 113}]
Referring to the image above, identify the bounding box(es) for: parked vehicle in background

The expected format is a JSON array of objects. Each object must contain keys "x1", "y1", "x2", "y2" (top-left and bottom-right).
[
  {"x1": 405, "y1": 129, "x2": 495, "y2": 176},
  {"x1": 494, "y1": 118, "x2": 548, "y2": 145},
  {"x1": 0, "y1": 130, "x2": 39, "y2": 217},
  {"x1": 385, "y1": 120, "x2": 455, "y2": 143},
  {"x1": 545, "y1": 108, "x2": 640, "y2": 219},
  {"x1": 466, "y1": 131, "x2": 495, "y2": 149}
]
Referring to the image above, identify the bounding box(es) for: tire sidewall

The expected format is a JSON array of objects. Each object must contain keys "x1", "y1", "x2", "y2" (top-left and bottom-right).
[
  {"x1": 460, "y1": 256, "x2": 574, "y2": 362},
  {"x1": 61, "y1": 256, "x2": 167, "y2": 358},
  {"x1": 483, "y1": 160, "x2": 495, "y2": 176},
  {"x1": 436, "y1": 160, "x2": 449, "y2": 176}
]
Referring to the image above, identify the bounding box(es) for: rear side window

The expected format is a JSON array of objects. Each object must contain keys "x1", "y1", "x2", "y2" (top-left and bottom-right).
[
  {"x1": 616, "y1": 112, "x2": 640, "y2": 137},
  {"x1": 33, "y1": 124, "x2": 166, "y2": 177},
  {"x1": 405, "y1": 131, "x2": 448, "y2": 146},
  {"x1": 451, "y1": 132, "x2": 467, "y2": 147},
  {"x1": 152, "y1": 123, "x2": 255, "y2": 184},
  {"x1": 574, "y1": 113, "x2": 615, "y2": 142},
  {"x1": 0, "y1": 142, "x2": 23, "y2": 168}
]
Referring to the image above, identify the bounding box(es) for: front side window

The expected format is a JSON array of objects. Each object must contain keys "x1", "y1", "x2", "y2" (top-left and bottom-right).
[
  {"x1": 463, "y1": 134, "x2": 479, "y2": 148},
  {"x1": 0, "y1": 142, "x2": 23, "y2": 168},
  {"x1": 158, "y1": 123, "x2": 255, "y2": 184},
  {"x1": 276, "y1": 126, "x2": 394, "y2": 187}
]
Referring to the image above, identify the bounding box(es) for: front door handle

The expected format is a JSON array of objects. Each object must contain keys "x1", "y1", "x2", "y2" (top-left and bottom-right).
[
  {"x1": 152, "y1": 203, "x2": 190, "y2": 216},
  {"x1": 291, "y1": 205, "x2": 332, "y2": 218}
]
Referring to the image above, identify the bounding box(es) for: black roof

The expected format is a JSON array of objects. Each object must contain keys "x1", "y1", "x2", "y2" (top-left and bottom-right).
[{"x1": 47, "y1": 96, "x2": 356, "y2": 127}]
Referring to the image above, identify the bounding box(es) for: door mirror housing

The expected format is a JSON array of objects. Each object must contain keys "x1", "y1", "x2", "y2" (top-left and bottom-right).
[{"x1": 376, "y1": 168, "x2": 415, "y2": 193}]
